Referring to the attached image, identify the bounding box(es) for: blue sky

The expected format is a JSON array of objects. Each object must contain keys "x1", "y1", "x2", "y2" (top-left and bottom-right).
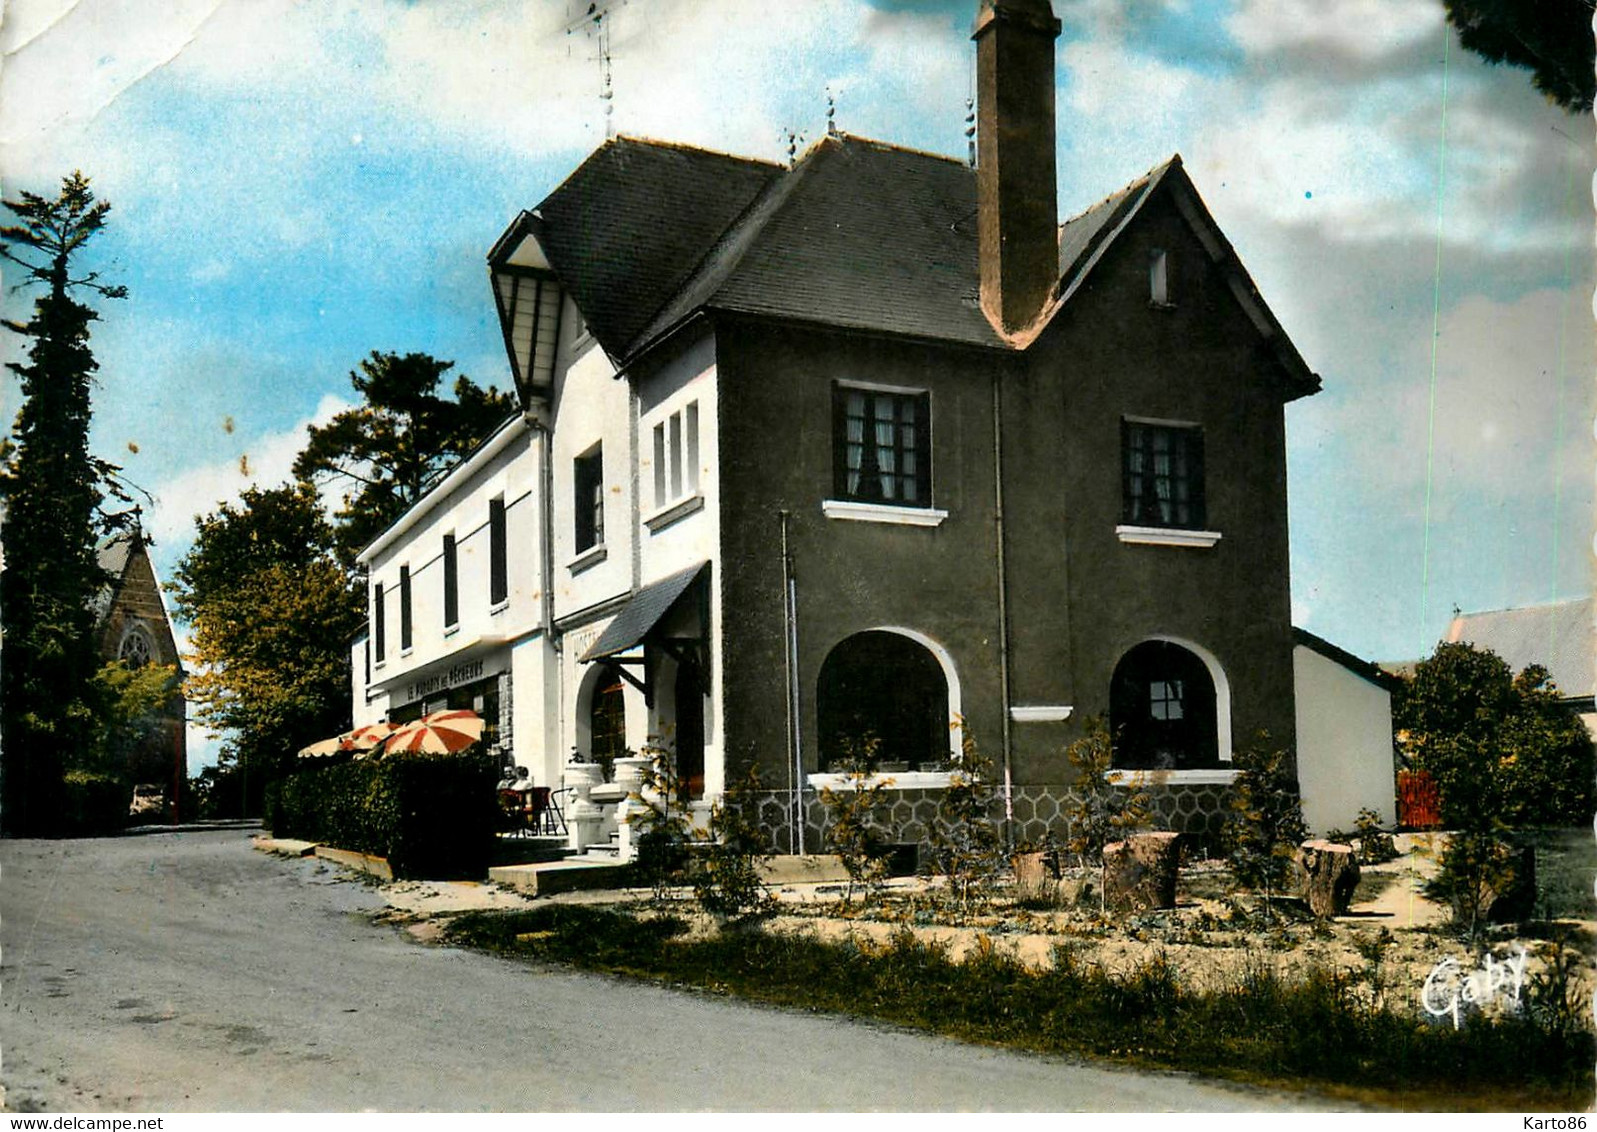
[{"x1": 2, "y1": 0, "x2": 1590, "y2": 770}]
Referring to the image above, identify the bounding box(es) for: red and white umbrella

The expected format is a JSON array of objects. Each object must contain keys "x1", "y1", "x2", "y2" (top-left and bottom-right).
[
  {"x1": 340, "y1": 721, "x2": 399, "y2": 756},
  {"x1": 382, "y1": 709, "x2": 485, "y2": 756}
]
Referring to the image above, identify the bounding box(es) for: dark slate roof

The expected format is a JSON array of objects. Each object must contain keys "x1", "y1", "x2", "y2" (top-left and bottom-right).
[
  {"x1": 1293, "y1": 627, "x2": 1402, "y2": 693},
  {"x1": 528, "y1": 135, "x2": 1317, "y2": 396},
  {"x1": 1446, "y1": 598, "x2": 1594, "y2": 700},
  {"x1": 635, "y1": 135, "x2": 1003, "y2": 352},
  {"x1": 91, "y1": 531, "x2": 139, "y2": 623},
  {"x1": 579, "y1": 561, "x2": 708, "y2": 663},
  {"x1": 531, "y1": 138, "x2": 781, "y2": 357}
]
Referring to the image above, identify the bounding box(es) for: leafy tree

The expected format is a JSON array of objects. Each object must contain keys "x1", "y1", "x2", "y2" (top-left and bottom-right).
[
  {"x1": 0, "y1": 172, "x2": 129, "y2": 834},
  {"x1": 1444, "y1": 0, "x2": 1594, "y2": 115},
  {"x1": 170, "y1": 483, "x2": 361, "y2": 816},
  {"x1": 90, "y1": 659, "x2": 182, "y2": 780},
  {"x1": 292, "y1": 351, "x2": 515, "y2": 566},
  {"x1": 1395, "y1": 641, "x2": 1594, "y2": 829},
  {"x1": 1222, "y1": 733, "x2": 1307, "y2": 916}
]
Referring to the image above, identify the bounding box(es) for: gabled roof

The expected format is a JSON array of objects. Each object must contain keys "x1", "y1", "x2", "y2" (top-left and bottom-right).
[
  {"x1": 634, "y1": 135, "x2": 1004, "y2": 353},
  {"x1": 1293, "y1": 626, "x2": 1402, "y2": 693},
  {"x1": 1446, "y1": 598, "x2": 1594, "y2": 700},
  {"x1": 92, "y1": 530, "x2": 141, "y2": 623},
  {"x1": 519, "y1": 134, "x2": 1319, "y2": 397},
  {"x1": 528, "y1": 137, "x2": 781, "y2": 357}
]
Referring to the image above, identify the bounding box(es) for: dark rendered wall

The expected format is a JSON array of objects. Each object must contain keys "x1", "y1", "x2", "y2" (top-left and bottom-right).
[
  {"x1": 715, "y1": 319, "x2": 1009, "y2": 843},
  {"x1": 713, "y1": 185, "x2": 1302, "y2": 852},
  {"x1": 1006, "y1": 186, "x2": 1300, "y2": 807}
]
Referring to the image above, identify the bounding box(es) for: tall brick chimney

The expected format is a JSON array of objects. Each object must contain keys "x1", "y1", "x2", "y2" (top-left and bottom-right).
[{"x1": 973, "y1": 0, "x2": 1061, "y2": 334}]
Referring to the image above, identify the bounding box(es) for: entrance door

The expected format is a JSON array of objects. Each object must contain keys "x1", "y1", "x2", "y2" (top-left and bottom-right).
[{"x1": 674, "y1": 660, "x2": 705, "y2": 802}]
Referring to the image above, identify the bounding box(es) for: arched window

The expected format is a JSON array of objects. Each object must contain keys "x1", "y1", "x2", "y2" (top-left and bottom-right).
[
  {"x1": 589, "y1": 670, "x2": 626, "y2": 782},
  {"x1": 119, "y1": 625, "x2": 154, "y2": 668},
  {"x1": 1110, "y1": 640, "x2": 1220, "y2": 770},
  {"x1": 818, "y1": 630, "x2": 950, "y2": 771}
]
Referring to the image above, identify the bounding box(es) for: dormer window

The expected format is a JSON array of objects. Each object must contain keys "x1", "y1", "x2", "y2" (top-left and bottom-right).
[{"x1": 491, "y1": 268, "x2": 563, "y2": 405}]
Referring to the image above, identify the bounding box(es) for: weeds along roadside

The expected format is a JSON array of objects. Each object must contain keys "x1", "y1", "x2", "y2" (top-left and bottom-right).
[{"x1": 441, "y1": 902, "x2": 1594, "y2": 1111}]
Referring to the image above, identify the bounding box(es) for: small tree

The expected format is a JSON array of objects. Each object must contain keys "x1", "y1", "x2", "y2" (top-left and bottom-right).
[
  {"x1": 928, "y1": 723, "x2": 1004, "y2": 913},
  {"x1": 693, "y1": 764, "x2": 774, "y2": 920},
  {"x1": 1223, "y1": 733, "x2": 1307, "y2": 917},
  {"x1": 630, "y1": 737, "x2": 694, "y2": 901},
  {"x1": 818, "y1": 733, "x2": 894, "y2": 905},
  {"x1": 1062, "y1": 716, "x2": 1159, "y2": 868}
]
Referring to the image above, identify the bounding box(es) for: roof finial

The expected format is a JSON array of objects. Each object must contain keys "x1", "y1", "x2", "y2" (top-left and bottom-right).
[
  {"x1": 826, "y1": 86, "x2": 838, "y2": 136},
  {"x1": 782, "y1": 126, "x2": 806, "y2": 166}
]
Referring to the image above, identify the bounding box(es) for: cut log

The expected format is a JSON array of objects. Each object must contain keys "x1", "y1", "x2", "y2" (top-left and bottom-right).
[
  {"x1": 1480, "y1": 844, "x2": 1537, "y2": 924},
  {"x1": 1295, "y1": 840, "x2": 1360, "y2": 917},
  {"x1": 1102, "y1": 832, "x2": 1181, "y2": 913}
]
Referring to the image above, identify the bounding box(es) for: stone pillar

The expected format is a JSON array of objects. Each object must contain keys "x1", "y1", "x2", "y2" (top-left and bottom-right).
[
  {"x1": 1295, "y1": 840, "x2": 1360, "y2": 917},
  {"x1": 1102, "y1": 831, "x2": 1181, "y2": 913}
]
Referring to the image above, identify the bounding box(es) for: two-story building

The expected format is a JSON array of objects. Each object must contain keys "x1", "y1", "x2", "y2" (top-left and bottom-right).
[{"x1": 354, "y1": 0, "x2": 1344, "y2": 857}]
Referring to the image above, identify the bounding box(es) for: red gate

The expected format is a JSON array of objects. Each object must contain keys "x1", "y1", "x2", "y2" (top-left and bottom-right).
[{"x1": 1397, "y1": 769, "x2": 1441, "y2": 830}]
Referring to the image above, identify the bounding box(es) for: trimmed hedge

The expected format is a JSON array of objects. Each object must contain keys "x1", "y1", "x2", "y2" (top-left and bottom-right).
[{"x1": 269, "y1": 751, "x2": 499, "y2": 879}]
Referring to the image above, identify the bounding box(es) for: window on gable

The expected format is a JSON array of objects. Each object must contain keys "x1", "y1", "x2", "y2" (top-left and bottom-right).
[
  {"x1": 489, "y1": 496, "x2": 508, "y2": 607},
  {"x1": 399, "y1": 564, "x2": 413, "y2": 652},
  {"x1": 442, "y1": 533, "x2": 459, "y2": 629},
  {"x1": 832, "y1": 384, "x2": 931, "y2": 506},
  {"x1": 373, "y1": 583, "x2": 386, "y2": 662},
  {"x1": 652, "y1": 400, "x2": 700, "y2": 511},
  {"x1": 1150, "y1": 249, "x2": 1171, "y2": 307},
  {"x1": 1122, "y1": 420, "x2": 1204, "y2": 529},
  {"x1": 574, "y1": 445, "x2": 604, "y2": 553}
]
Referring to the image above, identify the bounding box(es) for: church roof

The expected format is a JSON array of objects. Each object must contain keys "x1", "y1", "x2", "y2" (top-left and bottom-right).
[{"x1": 1447, "y1": 598, "x2": 1595, "y2": 701}]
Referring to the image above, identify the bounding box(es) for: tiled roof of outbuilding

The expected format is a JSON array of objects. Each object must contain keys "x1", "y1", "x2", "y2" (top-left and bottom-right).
[{"x1": 1447, "y1": 598, "x2": 1595, "y2": 700}]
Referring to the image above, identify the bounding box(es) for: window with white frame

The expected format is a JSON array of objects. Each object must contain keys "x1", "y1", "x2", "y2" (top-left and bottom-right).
[
  {"x1": 442, "y1": 532, "x2": 459, "y2": 629},
  {"x1": 832, "y1": 383, "x2": 930, "y2": 506},
  {"x1": 574, "y1": 445, "x2": 604, "y2": 553},
  {"x1": 1122, "y1": 419, "x2": 1205, "y2": 529},
  {"x1": 652, "y1": 401, "x2": 700, "y2": 510}
]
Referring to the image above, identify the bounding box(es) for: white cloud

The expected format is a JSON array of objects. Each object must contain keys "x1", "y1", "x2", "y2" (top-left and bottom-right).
[
  {"x1": 1226, "y1": 0, "x2": 1438, "y2": 61},
  {"x1": 144, "y1": 391, "x2": 350, "y2": 555}
]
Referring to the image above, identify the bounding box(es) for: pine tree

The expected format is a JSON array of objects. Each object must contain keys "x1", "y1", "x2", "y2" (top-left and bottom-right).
[{"x1": 1, "y1": 173, "x2": 127, "y2": 835}]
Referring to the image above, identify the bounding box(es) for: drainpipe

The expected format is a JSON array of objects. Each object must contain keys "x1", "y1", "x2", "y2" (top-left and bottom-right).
[
  {"x1": 532, "y1": 415, "x2": 561, "y2": 785},
  {"x1": 992, "y1": 370, "x2": 1015, "y2": 846},
  {"x1": 779, "y1": 509, "x2": 804, "y2": 855}
]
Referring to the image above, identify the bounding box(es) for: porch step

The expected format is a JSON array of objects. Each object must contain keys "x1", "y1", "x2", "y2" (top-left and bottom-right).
[
  {"x1": 491, "y1": 835, "x2": 572, "y2": 867},
  {"x1": 488, "y1": 857, "x2": 634, "y2": 896}
]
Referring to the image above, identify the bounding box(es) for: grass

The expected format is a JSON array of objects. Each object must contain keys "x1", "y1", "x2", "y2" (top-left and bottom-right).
[
  {"x1": 1513, "y1": 827, "x2": 1596, "y2": 921},
  {"x1": 443, "y1": 902, "x2": 1594, "y2": 1110}
]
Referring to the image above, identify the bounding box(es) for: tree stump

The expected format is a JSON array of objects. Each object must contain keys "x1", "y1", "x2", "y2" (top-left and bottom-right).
[
  {"x1": 1102, "y1": 832, "x2": 1181, "y2": 912},
  {"x1": 1295, "y1": 840, "x2": 1360, "y2": 917}
]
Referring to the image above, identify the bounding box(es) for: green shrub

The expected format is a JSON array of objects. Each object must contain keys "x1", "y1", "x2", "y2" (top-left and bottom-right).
[
  {"x1": 693, "y1": 764, "x2": 774, "y2": 919},
  {"x1": 58, "y1": 770, "x2": 130, "y2": 836},
  {"x1": 927, "y1": 723, "x2": 1004, "y2": 912},
  {"x1": 1061, "y1": 716, "x2": 1158, "y2": 867},
  {"x1": 818, "y1": 733, "x2": 894, "y2": 904},
  {"x1": 1222, "y1": 733, "x2": 1307, "y2": 916},
  {"x1": 271, "y1": 750, "x2": 498, "y2": 878},
  {"x1": 630, "y1": 738, "x2": 694, "y2": 900},
  {"x1": 1353, "y1": 806, "x2": 1398, "y2": 864}
]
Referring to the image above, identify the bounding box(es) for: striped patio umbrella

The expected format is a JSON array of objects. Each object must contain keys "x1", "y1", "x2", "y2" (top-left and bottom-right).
[
  {"x1": 297, "y1": 735, "x2": 345, "y2": 759},
  {"x1": 382, "y1": 709, "x2": 485, "y2": 756},
  {"x1": 340, "y1": 721, "x2": 399, "y2": 757}
]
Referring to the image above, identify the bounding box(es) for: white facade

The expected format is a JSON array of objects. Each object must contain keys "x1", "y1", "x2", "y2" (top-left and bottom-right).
[
  {"x1": 353, "y1": 254, "x2": 724, "y2": 848},
  {"x1": 1293, "y1": 640, "x2": 1396, "y2": 834}
]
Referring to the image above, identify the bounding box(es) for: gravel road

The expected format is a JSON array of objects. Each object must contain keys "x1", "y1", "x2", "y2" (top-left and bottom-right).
[{"x1": 1, "y1": 828, "x2": 1344, "y2": 1112}]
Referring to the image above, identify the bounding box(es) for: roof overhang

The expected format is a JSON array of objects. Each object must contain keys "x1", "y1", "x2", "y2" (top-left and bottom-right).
[{"x1": 579, "y1": 562, "x2": 709, "y2": 664}]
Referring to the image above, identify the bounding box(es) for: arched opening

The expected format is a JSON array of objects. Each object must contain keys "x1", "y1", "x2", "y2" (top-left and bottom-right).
[
  {"x1": 1110, "y1": 639, "x2": 1222, "y2": 770},
  {"x1": 119, "y1": 624, "x2": 154, "y2": 667},
  {"x1": 818, "y1": 630, "x2": 951, "y2": 772},
  {"x1": 586, "y1": 666, "x2": 627, "y2": 782}
]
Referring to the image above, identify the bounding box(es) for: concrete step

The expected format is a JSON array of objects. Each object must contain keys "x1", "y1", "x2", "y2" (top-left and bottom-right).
[{"x1": 488, "y1": 857, "x2": 633, "y2": 896}]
